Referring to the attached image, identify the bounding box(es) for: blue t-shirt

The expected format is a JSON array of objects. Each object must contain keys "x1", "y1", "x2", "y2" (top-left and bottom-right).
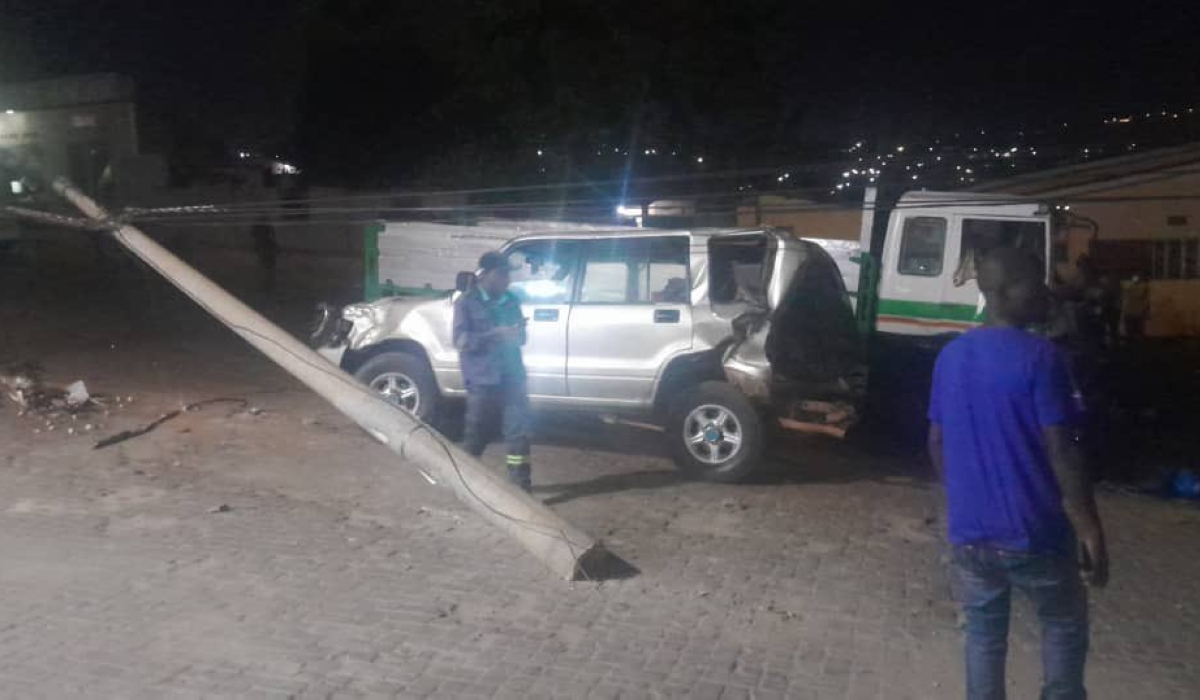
[{"x1": 929, "y1": 326, "x2": 1077, "y2": 555}]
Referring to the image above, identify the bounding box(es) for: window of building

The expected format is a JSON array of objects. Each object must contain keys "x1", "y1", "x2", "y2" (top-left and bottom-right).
[
  {"x1": 1152, "y1": 239, "x2": 1200, "y2": 280},
  {"x1": 579, "y1": 236, "x2": 689, "y2": 304},
  {"x1": 897, "y1": 216, "x2": 947, "y2": 276}
]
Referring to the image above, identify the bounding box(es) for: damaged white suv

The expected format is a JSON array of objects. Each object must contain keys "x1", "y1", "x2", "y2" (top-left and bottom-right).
[{"x1": 312, "y1": 229, "x2": 864, "y2": 482}]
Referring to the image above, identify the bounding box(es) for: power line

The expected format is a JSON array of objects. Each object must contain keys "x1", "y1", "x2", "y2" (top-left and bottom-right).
[
  {"x1": 121, "y1": 163, "x2": 850, "y2": 215},
  {"x1": 127, "y1": 192, "x2": 1200, "y2": 224}
]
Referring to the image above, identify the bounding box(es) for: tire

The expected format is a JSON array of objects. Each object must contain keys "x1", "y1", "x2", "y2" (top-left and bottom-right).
[
  {"x1": 353, "y1": 351, "x2": 440, "y2": 423},
  {"x1": 667, "y1": 381, "x2": 765, "y2": 483}
]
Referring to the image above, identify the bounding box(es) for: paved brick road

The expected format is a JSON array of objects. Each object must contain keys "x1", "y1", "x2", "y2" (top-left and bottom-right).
[
  {"x1": 1, "y1": 250, "x2": 1197, "y2": 699},
  {"x1": 1, "y1": 376, "x2": 1198, "y2": 700}
]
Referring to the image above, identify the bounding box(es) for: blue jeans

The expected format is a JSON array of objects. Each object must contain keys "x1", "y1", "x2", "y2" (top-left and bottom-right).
[{"x1": 952, "y1": 544, "x2": 1089, "y2": 700}]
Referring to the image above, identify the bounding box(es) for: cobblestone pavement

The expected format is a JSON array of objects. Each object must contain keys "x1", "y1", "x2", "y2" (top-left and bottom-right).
[{"x1": 1, "y1": 252, "x2": 1198, "y2": 699}]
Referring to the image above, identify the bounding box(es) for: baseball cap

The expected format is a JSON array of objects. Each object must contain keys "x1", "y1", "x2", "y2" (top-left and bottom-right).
[{"x1": 477, "y1": 251, "x2": 511, "y2": 273}]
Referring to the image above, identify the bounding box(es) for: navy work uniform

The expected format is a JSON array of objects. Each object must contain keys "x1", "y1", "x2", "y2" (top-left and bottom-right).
[{"x1": 452, "y1": 285, "x2": 533, "y2": 491}]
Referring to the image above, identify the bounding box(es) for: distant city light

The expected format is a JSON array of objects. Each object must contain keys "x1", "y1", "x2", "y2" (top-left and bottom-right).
[
  {"x1": 3, "y1": 109, "x2": 13, "y2": 115},
  {"x1": 537, "y1": 149, "x2": 543, "y2": 157},
  {"x1": 896, "y1": 145, "x2": 905, "y2": 152},
  {"x1": 695, "y1": 156, "x2": 704, "y2": 163}
]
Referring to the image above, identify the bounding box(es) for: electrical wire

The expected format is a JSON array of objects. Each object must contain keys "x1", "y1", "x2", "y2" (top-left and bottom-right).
[
  {"x1": 108, "y1": 192, "x2": 1200, "y2": 230},
  {"x1": 123, "y1": 163, "x2": 848, "y2": 214}
]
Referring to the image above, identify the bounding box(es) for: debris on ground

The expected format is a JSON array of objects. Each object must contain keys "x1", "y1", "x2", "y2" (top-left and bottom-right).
[
  {"x1": 93, "y1": 397, "x2": 249, "y2": 449},
  {"x1": 64, "y1": 380, "x2": 90, "y2": 407},
  {"x1": 208, "y1": 504, "x2": 232, "y2": 514},
  {"x1": 2, "y1": 364, "x2": 107, "y2": 430}
]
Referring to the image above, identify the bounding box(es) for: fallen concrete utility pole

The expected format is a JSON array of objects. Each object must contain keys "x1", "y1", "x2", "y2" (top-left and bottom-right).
[{"x1": 45, "y1": 176, "x2": 609, "y2": 581}]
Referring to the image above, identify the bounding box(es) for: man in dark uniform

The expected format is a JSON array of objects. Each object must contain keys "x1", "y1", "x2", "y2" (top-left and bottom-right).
[{"x1": 452, "y1": 251, "x2": 533, "y2": 491}]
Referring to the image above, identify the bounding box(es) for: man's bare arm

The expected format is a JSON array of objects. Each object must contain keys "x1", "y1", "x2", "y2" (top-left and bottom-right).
[{"x1": 1043, "y1": 425, "x2": 1109, "y2": 587}]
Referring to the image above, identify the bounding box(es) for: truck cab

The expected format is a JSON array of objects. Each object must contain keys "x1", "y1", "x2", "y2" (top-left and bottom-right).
[
  {"x1": 873, "y1": 191, "x2": 1052, "y2": 337},
  {"x1": 858, "y1": 189, "x2": 1057, "y2": 444}
]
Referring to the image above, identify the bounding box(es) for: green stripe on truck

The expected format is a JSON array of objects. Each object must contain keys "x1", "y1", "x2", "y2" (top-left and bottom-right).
[{"x1": 877, "y1": 298, "x2": 981, "y2": 322}]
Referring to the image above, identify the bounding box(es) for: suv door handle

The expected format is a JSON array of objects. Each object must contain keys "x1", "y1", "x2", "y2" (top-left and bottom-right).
[
  {"x1": 654, "y1": 309, "x2": 681, "y2": 324},
  {"x1": 533, "y1": 308, "x2": 559, "y2": 322}
]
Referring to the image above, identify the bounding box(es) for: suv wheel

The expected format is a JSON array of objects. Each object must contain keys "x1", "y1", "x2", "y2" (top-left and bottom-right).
[
  {"x1": 354, "y1": 351, "x2": 440, "y2": 423},
  {"x1": 667, "y1": 381, "x2": 765, "y2": 483}
]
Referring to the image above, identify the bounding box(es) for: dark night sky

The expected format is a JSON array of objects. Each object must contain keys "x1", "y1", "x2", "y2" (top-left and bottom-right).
[{"x1": 2, "y1": 1, "x2": 1198, "y2": 184}]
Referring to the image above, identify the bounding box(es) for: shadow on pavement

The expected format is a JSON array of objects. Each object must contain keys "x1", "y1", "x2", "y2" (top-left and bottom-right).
[
  {"x1": 534, "y1": 422, "x2": 932, "y2": 505},
  {"x1": 751, "y1": 431, "x2": 932, "y2": 487},
  {"x1": 531, "y1": 412, "x2": 668, "y2": 458},
  {"x1": 538, "y1": 469, "x2": 683, "y2": 506},
  {"x1": 577, "y1": 547, "x2": 641, "y2": 581}
]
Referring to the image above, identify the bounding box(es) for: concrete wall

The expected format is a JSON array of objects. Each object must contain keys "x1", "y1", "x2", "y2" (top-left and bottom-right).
[{"x1": 736, "y1": 196, "x2": 861, "y2": 240}]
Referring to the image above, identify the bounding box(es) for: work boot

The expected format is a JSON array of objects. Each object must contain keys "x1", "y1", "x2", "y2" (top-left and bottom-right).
[{"x1": 506, "y1": 455, "x2": 532, "y2": 493}]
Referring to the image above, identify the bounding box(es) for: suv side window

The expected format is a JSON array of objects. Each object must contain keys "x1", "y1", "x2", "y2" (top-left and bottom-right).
[
  {"x1": 579, "y1": 236, "x2": 689, "y2": 304},
  {"x1": 505, "y1": 239, "x2": 581, "y2": 304},
  {"x1": 898, "y1": 216, "x2": 947, "y2": 277}
]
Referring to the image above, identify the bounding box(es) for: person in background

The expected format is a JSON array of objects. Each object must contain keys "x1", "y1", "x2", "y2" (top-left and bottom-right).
[
  {"x1": 1098, "y1": 275, "x2": 1121, "y2": 349},
  {"x1": 928, "y1": 248, "x2": 1108, "y2": 700},
  {"x1": 452, "y1": 251, "x2": 533, "y2": 492},
  {"x1": 250, "y1": 217, "x2": 278, "y2": 298},
  {"x1": 1122, "y1": 274, "x2": 1150, "y2": 343}
]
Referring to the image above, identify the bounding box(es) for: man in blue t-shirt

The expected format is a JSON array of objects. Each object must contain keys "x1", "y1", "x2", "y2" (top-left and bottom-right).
[{"x1": 928, "y1": 248, "x2": 1108, "y2": 700}]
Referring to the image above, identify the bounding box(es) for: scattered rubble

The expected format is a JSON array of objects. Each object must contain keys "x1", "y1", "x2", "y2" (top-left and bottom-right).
[{"x1": 2, "y1": 364, "x2": 109, "y2": 435}]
